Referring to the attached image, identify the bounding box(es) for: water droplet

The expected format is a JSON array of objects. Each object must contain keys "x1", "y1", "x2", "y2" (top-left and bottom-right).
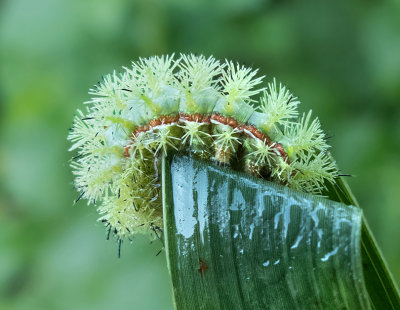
[
  {"x1": 233, "y1": 224, "x2": 239, "y2": 239},
  {"x1": 290, "y1": 234, "x2": 303, "y2": 249},
  {"x1": 321, "y1": 247, "x2": 339, "y2": 262},
  {"x1": 249, "y1": 223, "x2": 255, "y2": 240}
]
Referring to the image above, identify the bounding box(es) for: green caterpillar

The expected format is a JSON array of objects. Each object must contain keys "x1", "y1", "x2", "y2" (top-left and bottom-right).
[{"x1": 68, "y1": 54, "x2": 337, "y2": 241}]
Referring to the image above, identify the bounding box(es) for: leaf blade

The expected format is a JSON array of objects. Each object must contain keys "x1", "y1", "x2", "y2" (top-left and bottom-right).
[
  {"x1": 163, "y1": 154, "x2": 374, "y2": 309},
  {"x1": 326, "y1": 179, "x2": 400, "y2": 309}
]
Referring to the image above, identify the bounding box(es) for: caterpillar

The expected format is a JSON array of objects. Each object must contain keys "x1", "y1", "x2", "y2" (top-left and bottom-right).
[{"x1": 68, "y1": 54, "x2": 338, "y2": 241}]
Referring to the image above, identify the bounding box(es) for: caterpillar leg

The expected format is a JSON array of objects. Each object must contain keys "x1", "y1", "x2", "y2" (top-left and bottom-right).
[
  {"x1": 243, "y1": 137, "x2": 275, "y2": 177},
  {"x1": 181, "y1": 120, "x2": 213, "y2": 159},
  {"x1": 212, "y1": 123, "x2": 241, "y2": 165}
]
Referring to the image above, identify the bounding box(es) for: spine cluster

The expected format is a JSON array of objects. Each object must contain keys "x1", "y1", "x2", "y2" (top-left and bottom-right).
[{"x1": 68, "y1": 54, "x2": 338, "y2": 240}]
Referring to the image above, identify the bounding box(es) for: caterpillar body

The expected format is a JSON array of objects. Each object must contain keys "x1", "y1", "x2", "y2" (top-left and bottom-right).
[{"x1": 68, "y1": 54, "x2": 338, "y2": 241}]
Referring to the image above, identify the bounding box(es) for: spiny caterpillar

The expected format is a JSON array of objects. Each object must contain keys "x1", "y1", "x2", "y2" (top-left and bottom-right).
[{"x1": 68, "y1": 54, "x2": 338, "y2": 242}]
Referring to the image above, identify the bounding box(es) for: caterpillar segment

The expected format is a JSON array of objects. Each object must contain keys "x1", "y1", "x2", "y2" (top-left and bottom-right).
[{"x1": 68, "y1": 54, "x2": 338, "y2": 241}]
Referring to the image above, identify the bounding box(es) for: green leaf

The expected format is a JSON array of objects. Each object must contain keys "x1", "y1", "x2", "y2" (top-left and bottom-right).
[
  {"x1": 162, "y1": 153, "x2": 400, "y2": 309},
  {"x1": 326, "y1": 179, "x2": 400, "y2": 309}
]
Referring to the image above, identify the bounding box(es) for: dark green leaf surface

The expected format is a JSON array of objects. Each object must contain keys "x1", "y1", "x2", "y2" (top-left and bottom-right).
[
  {"x1": 162, "y1": 154, "x2": 376, "y2": 309},
  {"x1": 326, "y1": 179, "x2": 400, "y2": 309}
]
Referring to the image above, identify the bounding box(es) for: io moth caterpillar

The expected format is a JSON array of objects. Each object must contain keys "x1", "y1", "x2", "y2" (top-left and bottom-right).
[{"x1": 68, "y1": 54, "x2": 338, "y2": 242}]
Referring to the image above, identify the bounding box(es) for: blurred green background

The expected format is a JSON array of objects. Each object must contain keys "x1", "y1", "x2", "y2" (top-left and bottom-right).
[{"x1": 0, "y1": 0, "x2": 399, "y2": 309}]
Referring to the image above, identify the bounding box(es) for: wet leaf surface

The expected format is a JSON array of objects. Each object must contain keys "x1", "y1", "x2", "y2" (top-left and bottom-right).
[{"x1": 162, "y1": 154, "x2": 396, "y2": 309}]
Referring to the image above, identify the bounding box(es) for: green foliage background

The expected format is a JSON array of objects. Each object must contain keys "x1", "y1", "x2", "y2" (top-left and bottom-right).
[{"x1": 0, "y1": 0, "x2": 399, "y2": 309}]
